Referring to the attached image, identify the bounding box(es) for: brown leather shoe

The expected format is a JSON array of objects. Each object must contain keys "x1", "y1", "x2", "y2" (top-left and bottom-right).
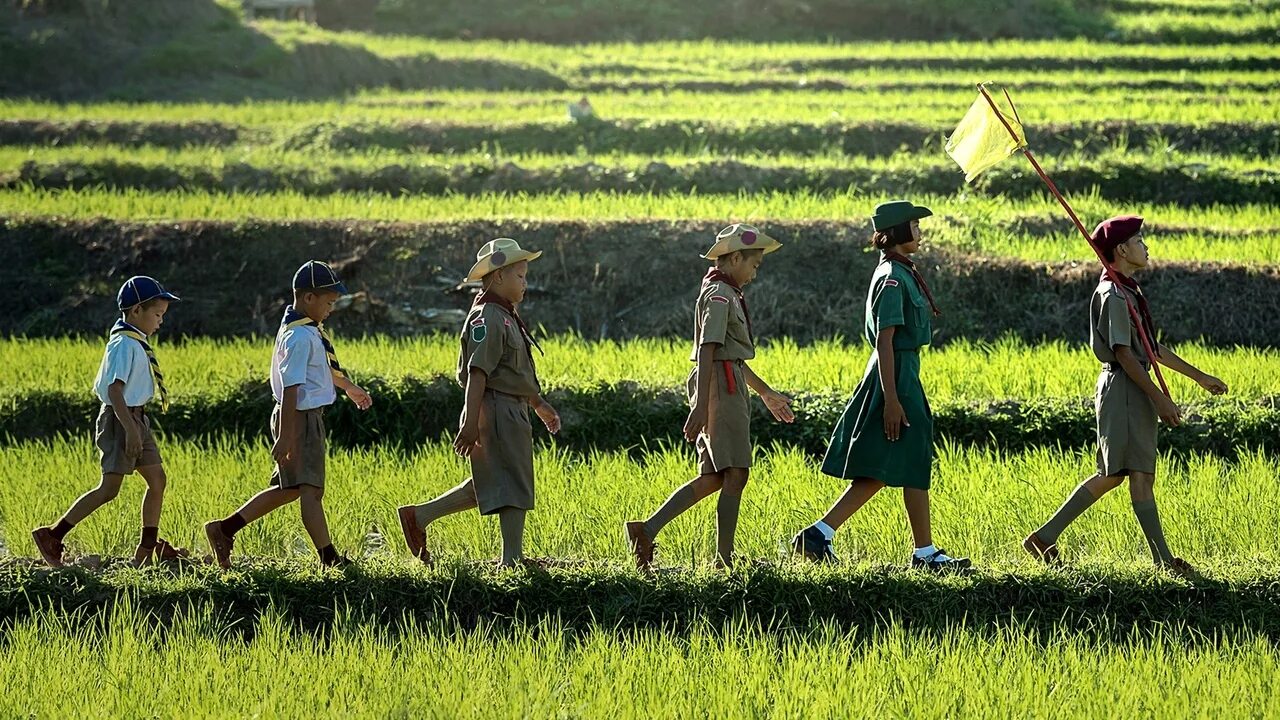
[
  {"x1": 132, "y1": 543, "x2": 155, "y2": 567},
  {"x1": 31, "y1": 527, "x2": 65, "y2": 568},
  {"x1": 1163, "y1": 556, "x2": 1200, "y2": 580},
  {"x1": 624, "y1": 521, "x2": 656, "y2": 571},
  {"x1": 1022, "y1": 532, "x2": 1060, "y2": 564},
  {"x1": 397, "y1": 505, "x2": 430, "y2": 564},
  {"x1": 204, "y1": 520, "x2": 234, "y2": 570}
]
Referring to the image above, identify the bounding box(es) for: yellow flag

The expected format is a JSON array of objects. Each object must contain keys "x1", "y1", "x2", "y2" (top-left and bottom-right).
[{"x1": 946, "y1": 87, "x2": 1027, "y2": 182}]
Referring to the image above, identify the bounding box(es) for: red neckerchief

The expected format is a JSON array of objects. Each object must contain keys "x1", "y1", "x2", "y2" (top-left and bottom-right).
[
  {"x1": 474, "y1": 290, "x2": 544, "y2": 358},
  {"x1": 704, "y1": 268, "x2": 752, "y2": 343},
  {"x1": 1102, "y1": 270, "x2": 1160, "y2": 357},
  {"x1": 884, "y1": 251, "x2": 941, "y2": 317}
]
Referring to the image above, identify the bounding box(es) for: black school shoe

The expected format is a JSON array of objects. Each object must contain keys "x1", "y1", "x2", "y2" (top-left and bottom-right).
[
  {"x1": 911, "y1": 548, "x2": 971, "y2": 573},
  {"x1": 792, "y1": 526, "x2": 838, "y2": 564}
]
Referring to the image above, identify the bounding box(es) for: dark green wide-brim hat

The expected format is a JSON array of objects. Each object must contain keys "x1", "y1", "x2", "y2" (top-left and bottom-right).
[{"x1": 872, "y1": 200, "x2": 933, "y2": 232}]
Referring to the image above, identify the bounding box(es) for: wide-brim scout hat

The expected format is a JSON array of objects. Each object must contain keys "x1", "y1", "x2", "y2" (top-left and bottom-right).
[
  {"x1": 466, "y1": 237, "x2": 543, "y2": 282},
  {"x1": 701, "y1": 223, "x2": 782, "y2": 260},
  {"x1": 292, "y1": 260, "x2": 349, "y2": 295},
  {"x1": 872, "y1": 200, "x2": 933, "y2": 232},
  {"x1": 1091, "y1": 215, "x2": 1144, "y2": 253},
  {"x1": 117, "y1": 276, "x2": 181, "y2": 310}
]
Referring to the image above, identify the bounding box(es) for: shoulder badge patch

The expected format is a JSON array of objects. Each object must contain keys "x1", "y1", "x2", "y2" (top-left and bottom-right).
[
  {"x1": 710, "y1": 295, "x2": 730, "y2": 304},
  {"x1": 470, "y1": 322, "x2": 487, "y2": 343},
  {"x1": 883, "y1": 278, "x2": 899, "y2": 287}
]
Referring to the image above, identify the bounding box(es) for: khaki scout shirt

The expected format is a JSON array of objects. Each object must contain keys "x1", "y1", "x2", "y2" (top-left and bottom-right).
[
  {"x1": 457, "y1": 302, "x2": 541, "y2": 397},
  {"x1": 690, "y1": 279, "x2": 755, "y2": 361},
  {"x1": 1090, "y1": 279, "x2": 1151, "y2": 367}
]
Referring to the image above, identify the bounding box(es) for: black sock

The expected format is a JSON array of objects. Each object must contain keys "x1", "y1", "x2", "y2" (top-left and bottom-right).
[
  {"x1": 50, "y1": 519, "x2": 74, "y2": 541},
  {"x1": 139, "y1": 526, "x2": 159, "y2": 549},
  {"x1": 221, "y1": 513, "x2": 247, "y2": 538},
  {"x1": 318, "y1": 544, "x2": 339, "y2": 565}
]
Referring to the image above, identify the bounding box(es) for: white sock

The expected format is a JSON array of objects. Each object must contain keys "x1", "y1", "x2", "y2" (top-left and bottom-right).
[
  {"x1": 813, "y1": 521, "x2": 835, "y2": 541},
  {"x1": 913, "y1": 544, "x2": 952, "y2": 561}
]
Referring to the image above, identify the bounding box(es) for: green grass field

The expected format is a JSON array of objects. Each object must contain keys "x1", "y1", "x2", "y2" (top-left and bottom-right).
[
  {"x1": 6, "y1": 336, "x2": 1277, "y2": 403},
  {"x1": 2, "y1": 605, "x2": 1277, "y2": 718},
  {"x1": 5, "y1": 0, "x2": 1280, "y2": 714}
]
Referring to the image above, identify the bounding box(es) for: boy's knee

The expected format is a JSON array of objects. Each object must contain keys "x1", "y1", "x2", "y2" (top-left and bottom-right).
[
  {"x1": 97, "y1": 476, "x2": 123, "y2": 501},
  {"x1": 721, "y1": 469, "x2": 749, "y2": 495},
  {"x1": 299, "y1": 485, "x2": 324, "y2": 501}
]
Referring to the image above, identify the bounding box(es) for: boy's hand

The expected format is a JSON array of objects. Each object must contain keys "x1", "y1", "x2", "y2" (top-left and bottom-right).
[
  {"x1": 271, "y1": 436, "x2": 296, "y2": 466},
  {"x1": 535, "y1": 402, "x2": 561, "y2": 434},
  {"x1": 762, "y1": 390, "x2": 795, "y2": 423},
  {"x1": 1155, "y1": 395, "x2": 1182, "y2": 427},
  {"x1": 124, "y1": 424, "x2": 143, "y2": 457},
  {"x1": 883, "y1": 398, "x2": 910, "y2": 442},
  {"x1": 345, "y1": 383, "x2": 373, "y2": 410},
  {"x1": 1196, "y1": 373, "x2": 1228, "y2": 396},
  {"x1": 683, "y1": 406, "x2": 707, "y2": 443},
  {"x1": 453, "y1": 421, "x2": 481, "y2": 457}
]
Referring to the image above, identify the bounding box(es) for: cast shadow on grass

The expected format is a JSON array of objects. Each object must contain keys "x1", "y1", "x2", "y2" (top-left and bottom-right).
[{"x1": 4, "y1": 559, "x2": 1279, "y2": 646}]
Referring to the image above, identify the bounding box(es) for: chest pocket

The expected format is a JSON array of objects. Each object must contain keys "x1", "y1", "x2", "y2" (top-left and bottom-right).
[
  {"x1": 726, "y1": 299, "x2": 750, "y2": 344},
  {"x1": 904, "y1": 285, "x2": 931, "y2": 341}
]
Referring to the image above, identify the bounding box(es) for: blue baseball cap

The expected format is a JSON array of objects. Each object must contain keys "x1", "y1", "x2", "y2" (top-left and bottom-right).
[
  {"x1": 292, "y1": 260, "x2": 348, "y2": 295},
  {"x1": 117, "y1": 276, "x2": 181, "y2": 310}
]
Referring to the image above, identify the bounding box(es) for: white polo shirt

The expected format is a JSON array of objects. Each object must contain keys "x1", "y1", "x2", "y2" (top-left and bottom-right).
[
  {"x1": 271, "y1": 323, "x2": 336, "y2": 411},
  {"x1": 93, "y1": 329, "x2": 155, "y2": 407}
]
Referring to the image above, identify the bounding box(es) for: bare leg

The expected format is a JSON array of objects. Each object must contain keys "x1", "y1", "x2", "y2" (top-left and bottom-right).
[
  {"x1": 136, "y1": 464, "x2": 166, "y2": 529},
  {"x1": 903, "y1": 488, "x2": 932, "y2": 549},
  {"x1": 643, "y1": 472, "x2": 724, "y2": 538},
  {"x1": 298, "y1": 485, "x2": 331, "y2": 550},
  {"x1": 60, "y1": 473, "x2": 125, "y2": 526},
  {"x1": 819, "y1": 477, "x2": 886, "y2": 530},
  {"x1": 234, "y1": 486, "x2": 301, "y2": 524}
]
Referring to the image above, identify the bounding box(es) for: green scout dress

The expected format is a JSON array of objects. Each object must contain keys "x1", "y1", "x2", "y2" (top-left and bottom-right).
[
  {"x1": 457, "y1": 299, "x2": 542, "y2": 514},
  {"x1": 821, "y1": 255, "x2": 934, "y2": 489},
  {"x1": 1090, "y1": 278, "x2": 1158, "y2": 477},
  {"x1": 686, "y1": 275, "x2": 755, "y2": 474}
]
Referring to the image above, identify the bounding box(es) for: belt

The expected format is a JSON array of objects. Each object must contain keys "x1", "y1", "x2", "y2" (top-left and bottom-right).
[
  {"x1": 486, "y1": 389, "x2": 525, "y2": 402},
  {"x1": 719, "y1": 359, "x2": 744, "y2": 395},
  {"x1": 1103, "y1": 361, "x2": 1150, "y2": 373}
]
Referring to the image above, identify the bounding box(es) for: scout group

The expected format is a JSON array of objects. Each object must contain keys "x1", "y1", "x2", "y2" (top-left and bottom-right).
[{"x1": 29, "y1": 201, "x2": 1229, "y2": 577}]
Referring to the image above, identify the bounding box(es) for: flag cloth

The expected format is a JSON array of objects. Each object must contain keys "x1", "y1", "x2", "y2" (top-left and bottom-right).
[{"x1": 945, "y1": 87, "x2": 1027, "y2": 182}]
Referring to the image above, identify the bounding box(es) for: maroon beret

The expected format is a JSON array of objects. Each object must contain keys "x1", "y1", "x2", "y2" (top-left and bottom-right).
[{"x1": 1091, "y1": 215, "x2": 1144, "y2": 252}]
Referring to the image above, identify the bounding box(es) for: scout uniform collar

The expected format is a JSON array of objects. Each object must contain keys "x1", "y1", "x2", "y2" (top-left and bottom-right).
[
  {"x1": 1100, "y1": 270, "x2": 1160, "y2": 356},
  {"x1": 474, "y1": 290, "x2": 544, "y2": 357},
  {"x1": 110, "y1": 318, "x2": 169, "y2": 411},
  {"x1": 882, "y1": 251, "x2": 942, "y2": 317},
  {"x1": 703, "y1": 268, "x2": 753, "y2": 343},
  {"x1": 281, "y1": 305, "x2": 349, "y2": 380}
]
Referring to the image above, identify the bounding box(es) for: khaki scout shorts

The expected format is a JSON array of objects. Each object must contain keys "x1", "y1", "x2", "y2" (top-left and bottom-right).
[
  {"x1": 1095, "y1": 366, "x2": 1158, "y2": 477},
  {"x1": 468, "y1": 390, "x2": 535, "y2": 515},
  {"x1": 95, "y1": 405, "x2": 163, "y2": 476},
  {"x1": 269, "y1": 406, "x2": 327, "y2": 489},
  {"x1": 687, "y1": 361, "x2": 752, "y2": 475}
]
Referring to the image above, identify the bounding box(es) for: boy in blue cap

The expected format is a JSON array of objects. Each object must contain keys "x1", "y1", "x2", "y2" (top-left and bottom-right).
[
  {"x1": 32, "y1": 276, "x2": 184, "y2": 567},
  {"x1": 204, "y1": 261, "x2": 372, "y2": 569}
]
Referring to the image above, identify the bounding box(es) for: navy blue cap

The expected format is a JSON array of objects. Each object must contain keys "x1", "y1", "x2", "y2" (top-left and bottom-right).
[
  {"x1": 117, "y1": 276, "x2": 180, "y2": 310},
  {"x1": 292, "y1": 260, "x2": 349, "y2": 295}
]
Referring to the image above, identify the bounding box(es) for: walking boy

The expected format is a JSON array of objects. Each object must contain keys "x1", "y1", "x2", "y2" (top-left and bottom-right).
[
  {"x1": 204, "y1": 261, "x2": 372, "y2": 569},
  {"x1": 397, "y1": 238, "x2": 561, "y2": 568},
  {"x1": 32, "y1": 276, "x2": 183, "y2": 567},
  {"x1": 624, "y1": 223, "x2": 794, "y2": 570},
  {"x1": 1023, "y1": 216, "x2": 1228, "y2": 576}
]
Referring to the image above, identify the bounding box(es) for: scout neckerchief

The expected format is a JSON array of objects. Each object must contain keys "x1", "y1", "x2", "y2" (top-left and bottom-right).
[
  {"x1": 474, "y1": 290, "x2": 544, "y2": 360},
  {"x1": 281, "y1": 306, "x2": 348, "y2": 380},
  {"x1": 1101, "y1": 269, "x2": 1161, "y2": 358},
  {"x1": 883, "y1": 251, "x2": 942, "y2": 317},
  {"x1": 702, "y1": 268, "x2": 750, "y2": 395},
  {"x1": 110, "y1": 319, "x2": 169, "y2": 412}
]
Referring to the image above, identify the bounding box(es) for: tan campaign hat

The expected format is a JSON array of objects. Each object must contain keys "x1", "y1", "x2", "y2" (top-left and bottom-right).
[
  {"x1": 701, "y1": 223, "x2": 782, "y2": 260},
  {"x1": 466, "y1": 237, "x2": 543, "y2": 282}
]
